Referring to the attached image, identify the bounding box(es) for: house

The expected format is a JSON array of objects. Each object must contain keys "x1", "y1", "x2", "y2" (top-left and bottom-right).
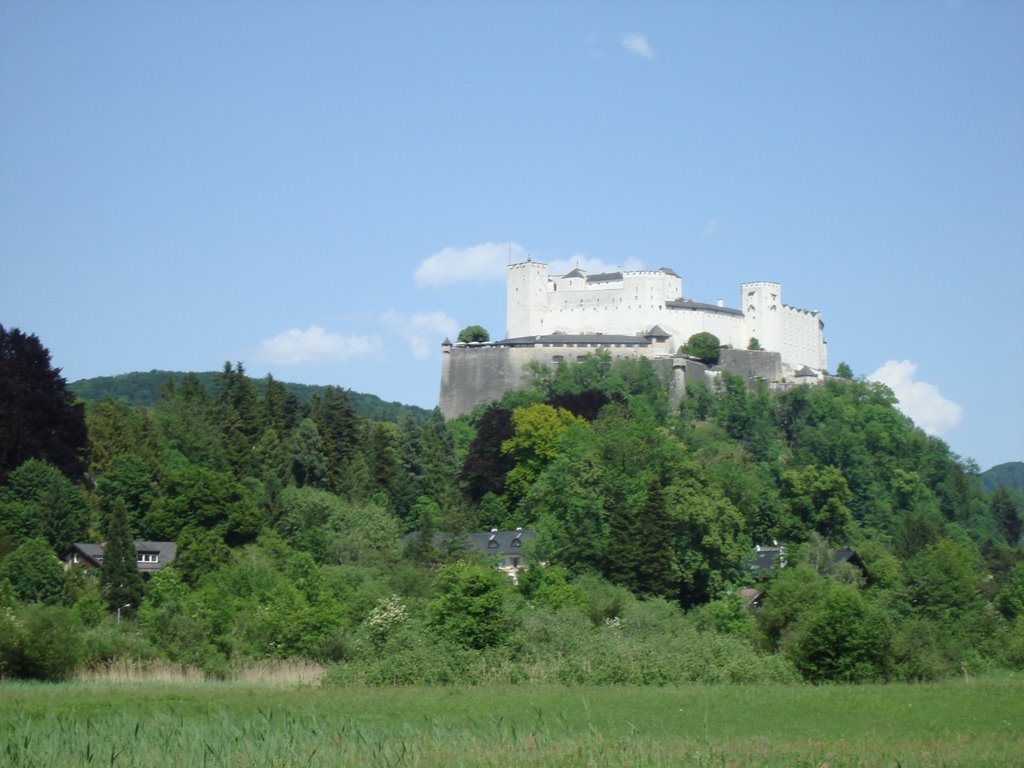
[
  {"x1": 64, "y1": 541, "x2": 177, "y2": 577},
  {"x1": 401, "y1": 528, "x2": 536, "y2": 581},
  {"x1": 466, "y1": 528, "x2": 535, "y2": 580},
  {"x1": 749, "y1": 544, "x2": 786, "y2": 574},
  {"x1": 747, "y1": 543, "x2": 866, "y2": 578}
]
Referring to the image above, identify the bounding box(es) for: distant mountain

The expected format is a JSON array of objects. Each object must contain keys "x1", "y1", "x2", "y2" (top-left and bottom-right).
[
  {"x1": 980, "y1": 462, "x2": 1024, "y2": 494},
  {"x1": 69, "y1": 370, "x2": 432, "y2": 423}
]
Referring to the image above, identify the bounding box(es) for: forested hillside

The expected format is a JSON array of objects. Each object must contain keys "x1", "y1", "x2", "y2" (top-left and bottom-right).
[
  {"x1": 982, "y1": 462, "x2": 1024, "y2": 493},
  {"x1": 2, "y1": 325, "x2": 1023, "y2": 684},
  {"x1": 69, "y1": 369, "x2": 430, "y2": 423}
]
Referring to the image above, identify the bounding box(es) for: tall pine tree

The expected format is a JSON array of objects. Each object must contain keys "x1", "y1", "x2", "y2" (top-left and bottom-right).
[{"x1": 100, "y1": 499, "x2": 144, "y2": 615}]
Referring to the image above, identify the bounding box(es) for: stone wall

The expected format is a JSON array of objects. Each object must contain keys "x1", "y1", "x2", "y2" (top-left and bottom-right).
[{"x1": 717, "y1": 349, "x2": 785, "y2": 382}]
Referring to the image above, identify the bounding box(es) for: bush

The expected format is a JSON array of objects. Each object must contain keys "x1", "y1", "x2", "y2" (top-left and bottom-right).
[
  {"x1": 681, "y1": 332, "x2": 721, "y2": 364},
  {"x1": 0, "y1": 604, "x2": 82, "y2": 680}
]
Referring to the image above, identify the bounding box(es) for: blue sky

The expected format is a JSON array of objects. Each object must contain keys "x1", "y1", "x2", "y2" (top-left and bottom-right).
[{"x1": 1, "y1": 1, "x2": 1021, "y2": 471}]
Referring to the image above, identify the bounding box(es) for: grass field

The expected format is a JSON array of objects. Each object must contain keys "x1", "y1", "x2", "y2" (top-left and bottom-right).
[{"x1": 2, "y1": 675, "x2": 1022, "y2": 766}]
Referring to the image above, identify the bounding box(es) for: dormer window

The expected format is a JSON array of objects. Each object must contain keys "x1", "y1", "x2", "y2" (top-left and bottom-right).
[
  {"x1": 488, "y1": 535, "x2": 499, "y2": 549},
  {"x1": 137, "y1": 553, "x2": 159, "y2": 564},
  {"x1": 511, "y1": 538, "x2": 522, "y2": 548}
]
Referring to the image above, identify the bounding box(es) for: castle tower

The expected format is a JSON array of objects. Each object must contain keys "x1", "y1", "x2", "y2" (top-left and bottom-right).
[
  {"x1": 507, "y1": 260, "x2": 550, "y2": 338},
  {"x1": 741, "y1": 281, "x2": 783, "y2": 354}
]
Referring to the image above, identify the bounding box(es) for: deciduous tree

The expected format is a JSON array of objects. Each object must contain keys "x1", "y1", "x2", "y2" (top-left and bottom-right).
[{"x1": 0, "y1": 326, "x2": 87, "y2": 483}]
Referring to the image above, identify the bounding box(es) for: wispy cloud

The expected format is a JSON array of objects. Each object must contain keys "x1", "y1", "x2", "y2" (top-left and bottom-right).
[
  {"x1": 703, "y1": 218, "x2": 725, "y2": 238},
  {"x1": 547, "y1": 255, "x2": 645, "y2": 275},
  {"x1": 868, "y1": 360, "x2": 964, "y2": 438},
  {"x1": 415, "y1": 242, "x2": 528, "y2": 287},
  {"x1": 622, "y1": 33, "x2": 655, "y2": 59},
  {"x1": 255, "y1": 325, "x2": 381, "y2": 365},
  {"x1": 382, "y1": 309, "x2": 459, "y2": 360}
]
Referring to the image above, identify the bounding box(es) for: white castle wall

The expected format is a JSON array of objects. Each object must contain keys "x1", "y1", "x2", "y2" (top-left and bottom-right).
[
  {"x1": 504, "y1": 261, "x2": 826, "y2": 373},
  {"x1": 780, "y1": 305, "x2": 828, "y2": 371}
]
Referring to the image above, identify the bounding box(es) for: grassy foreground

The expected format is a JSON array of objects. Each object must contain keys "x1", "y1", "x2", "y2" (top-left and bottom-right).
[{"x1": 1, "y1": 676, "x2": 1022, "y2": 767}]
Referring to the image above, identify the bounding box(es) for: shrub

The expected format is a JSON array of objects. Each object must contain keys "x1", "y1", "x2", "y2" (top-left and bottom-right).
[
  {"x1": 0, "y1": 604, "x2": 82, "y2": 681},
  {"x1": 680, "y1": 332, "x2": 721, "y2": 364}
]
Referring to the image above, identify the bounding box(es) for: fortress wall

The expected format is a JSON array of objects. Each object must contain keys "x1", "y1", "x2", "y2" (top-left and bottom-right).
[
  {"x1": 440, "y1": 342, "x2": 682, "y2": 419},
  {"x1": 545, "y1": 270, "x2": 681, "y2": 337},
  {"x1": 662, "y1": 308, "x2": 747, "y2": 351},
  {"x1": 717, "y1": 349, "x2": 784, "y2": 382},
  {"x1": 780, "y1": 305, "x2": 827, "y2": 371}
]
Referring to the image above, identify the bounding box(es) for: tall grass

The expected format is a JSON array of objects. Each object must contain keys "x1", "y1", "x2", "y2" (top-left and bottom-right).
[
  {"x1": 76, "y1": 658, "x2": 326, "y2": 685},
  {"x1": 1, "y1": 676, "x2": 1022, "y2": 766}
]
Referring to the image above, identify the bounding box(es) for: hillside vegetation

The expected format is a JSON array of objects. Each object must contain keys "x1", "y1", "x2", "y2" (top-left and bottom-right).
[
  {"x1": 69, "y1": 369, "x2": 430, "y2": 423},
  {"x1": 981, "y1": 461, "x2": 1024, "y2": 493},
  {"x1": 2, "y1": 327, "x2": 1023, "y2": 685}
]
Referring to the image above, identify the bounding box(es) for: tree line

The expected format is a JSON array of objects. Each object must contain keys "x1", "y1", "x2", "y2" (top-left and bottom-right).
[{"x1": 1, "y1": 323, "x2": 1023, "y2": 683}]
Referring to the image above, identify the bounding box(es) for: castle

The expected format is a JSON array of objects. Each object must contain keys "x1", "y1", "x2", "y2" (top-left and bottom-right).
[{"x1": 439, "y1": 260, "x2": 828, "y2": 418}]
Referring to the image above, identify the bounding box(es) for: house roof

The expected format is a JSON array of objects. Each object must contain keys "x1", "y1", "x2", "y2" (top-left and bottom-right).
[
  {"x1": 586, "y1": 272, "x2": 623, "y2": 283},
  {"x1": 645, "y1": 324, "x2": 670, "y2": 339},
  {"x1": 795, "y1": 365, "x2": 818, "y2": 377},
  {"x1": 666, "y1": 299, "x2": 744, "y2": 317},
  {"x1": 658, "y1": 267, "x2": 681, "y2": 277},
  {"x1": 749, "y1": 545, "x2": 784, "y2": 572},
  {"x1": 67, "y1": 541, "x2": 177, "y2": 571},
  {"x1": 496, "y1": 333, "x2": 652, "y2": 347},
  {"x1": 562, "y1": 268, "x2": 586, "y2": 279},
  {"x1": 401, "y1": 529, "x2": 536, "y2": 559},
  {"x1": 466, "y1": 528, "x2": 535, "y2": 557}
]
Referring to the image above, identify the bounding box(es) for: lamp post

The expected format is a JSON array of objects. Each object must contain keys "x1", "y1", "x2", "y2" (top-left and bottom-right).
[{"x1": 116, "y1": 603, "x2": 131, "y2": 623}]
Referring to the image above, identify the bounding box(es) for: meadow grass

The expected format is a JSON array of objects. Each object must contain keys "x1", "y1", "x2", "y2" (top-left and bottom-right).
[{"x1": 1, "y1": 674, "x2": 1022, "y2": 766}]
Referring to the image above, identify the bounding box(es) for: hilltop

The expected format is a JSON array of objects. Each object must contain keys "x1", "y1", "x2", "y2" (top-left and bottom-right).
[
  {"x1": 982, "y1": 462, "x2": 1024, "y2": 493},
  {"x1": 69, "y1": 369, "x2": 431, "y2": 423}
]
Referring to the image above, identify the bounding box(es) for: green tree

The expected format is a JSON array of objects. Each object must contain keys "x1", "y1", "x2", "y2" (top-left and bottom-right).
[
  {"x1": 0, "y1": 326, "x2": 88, "y2": 484},
  {"x1": 457, "y1": 325, "x2": 490, "y2": 343},
  {"x1": 85, "y1": 399, "x2": 161, "y2": 477},
  {"x1": 215, "y1": 362, "x2": 260, "y2": 477},
  {"x1": 788, "y1": 584, "x2": 893, "y2": 682},
  {"x1": 1, "y1": 459, "x2": 90, "y2": 553},
  {"x1": 289, "y1": 418, "x2": 330, "y2": 489},
  {"x1": 308, "y1": 386, "x2": 360, "y2": 493},
  {"x1": 429, "y1": 561, "x2": 517, "y2": 649},
  {"x1": 991, "y1": 486, "x2": 1022, "y2": 544},
  {"x1": 780, "y1": 464, "x2": 853, "y2": 541},
  {"x1": 0, "y1": 604, "x2": 82, "y2": 680},
  {"x1": 96, "y1": 453, "x2": 157, "y2": 530},
  {"x1": 143, "y1": 464, "x2": 261, "y2": 544},
  {"x1": 99, "y1": 500, "x2": 144, "y2": 615},
  {"x1": 502, "y1": 403, "x2": 585, "y2": 502},
  {"x1": 836, "y1": 362, "x2": 854, "y2": 379},
  {"x1": 0, "y1": 537, "x2": 64, "y2": 604},
  {"x1": 747, "y1": 337, "x2": 762, "y2": 351},
  {"x1": 680, "y1": 332, "x2": 721, "y2": 364},
  {"x1": 154, "y1": 373, "x2": 226, "y2": 469}
]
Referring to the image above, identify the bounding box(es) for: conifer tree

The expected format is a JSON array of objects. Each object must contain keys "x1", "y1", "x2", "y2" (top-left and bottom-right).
[{"x1": 100, "y1": 499, "x2": 144, "y2": 616}]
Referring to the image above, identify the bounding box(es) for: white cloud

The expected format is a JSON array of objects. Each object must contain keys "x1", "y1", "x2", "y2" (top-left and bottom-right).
[
  {"x1": 547, "y1": 255, "x2": 646, "y2": 275},
  {"x1": 622, "y1": 33, "x2": 655, "y2": 59},
  {"x1": 382, "y1": 309, "x2": 459, "y2": 360},
  {"x1": 868, "y1": 360, "x2": 964, "y2": 438},
  {"x1": 415, "y1": 242, "x2": 528, "y2": 287},
  {"x1": 703, "y1": 218, "x2": 725, "y2": 237},
  {"x1": 255, "y1": 325, "x2": 382, "y2": 365}
]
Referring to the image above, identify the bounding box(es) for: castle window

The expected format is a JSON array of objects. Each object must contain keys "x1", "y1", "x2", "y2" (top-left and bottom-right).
[{"x1": 552, "y1": 355, "x2": 563, "y2": 362}]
